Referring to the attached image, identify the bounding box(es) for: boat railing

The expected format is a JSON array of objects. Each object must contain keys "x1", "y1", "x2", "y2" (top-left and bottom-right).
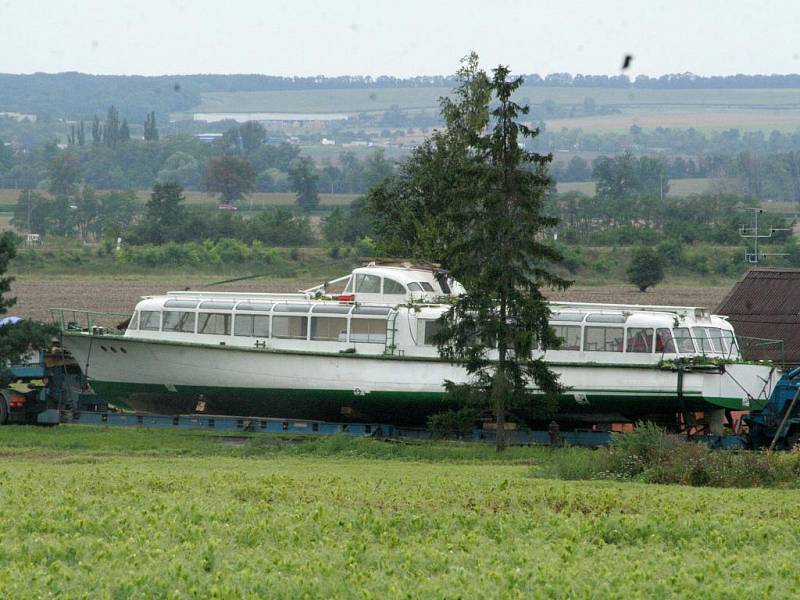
[
  {"x1": 661, "y1": 334, "x2": 784, "y2": 365},
  {"x1": 50, "y1": 308, "x2": 130, "y2": 336}
]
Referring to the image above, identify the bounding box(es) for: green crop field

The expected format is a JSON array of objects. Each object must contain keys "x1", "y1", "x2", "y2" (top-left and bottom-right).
[
  {"x1": 0, "y1": 427, "x2": 797, "y2": 598},
  {"x1": 0, "y1": 189, "x2": 358, "y2": 213},
  {"x1": 193, "y1": 86, "x2": 800, "y2": 115},
  {"x1": 138, "y1": 190, "x2": 359, "y2": 208},
  {"x1": 188, "y1": 86, "x2": 800, "y2": 134},
  {"x1": 556, "y1": 177, "x2": 715, "y2": 196}
]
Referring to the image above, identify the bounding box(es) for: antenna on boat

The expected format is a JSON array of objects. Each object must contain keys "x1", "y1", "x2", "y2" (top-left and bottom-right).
[{"x1": 182, "y1": 272, "x2": 274, "y2": 291}]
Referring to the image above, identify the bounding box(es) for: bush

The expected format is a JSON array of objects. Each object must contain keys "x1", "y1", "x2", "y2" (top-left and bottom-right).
[
  {"x1": 354, "y1": 236, "x2": 376, "y2": 257},
  {"x1": 626, "y1": 247, "x2": 664, "y2": 291},
  {"x1": 537, "y1": 421, "x2": 800, "y2": 488},
  {"x1": 427, "y1": 408, "x2": 480, "y2": 439}
]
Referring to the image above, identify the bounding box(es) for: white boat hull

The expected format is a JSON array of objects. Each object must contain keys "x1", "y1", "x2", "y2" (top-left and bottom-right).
[{"x1": 62, "y1": 332, "x2": 777, "y2": 425}]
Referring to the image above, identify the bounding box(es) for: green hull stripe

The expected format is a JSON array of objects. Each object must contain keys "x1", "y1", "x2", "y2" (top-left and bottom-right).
[{"x1": 88, "y1": 379, "x2": 763, "y2": 418}]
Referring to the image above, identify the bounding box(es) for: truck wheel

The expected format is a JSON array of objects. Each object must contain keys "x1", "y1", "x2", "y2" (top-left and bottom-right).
[{"x1": 0, "y1": 394, "x2": 8, "y2": 425}]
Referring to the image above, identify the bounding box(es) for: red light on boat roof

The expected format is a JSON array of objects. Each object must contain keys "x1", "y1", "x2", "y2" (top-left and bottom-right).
[{"x1": 336, "y1": 294, "x2": 355, "y2": 302}]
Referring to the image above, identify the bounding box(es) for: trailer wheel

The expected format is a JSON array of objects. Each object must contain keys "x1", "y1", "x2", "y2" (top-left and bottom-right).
[{"x1": 0, "y1": 394, "x2": 8, "y2": 425}]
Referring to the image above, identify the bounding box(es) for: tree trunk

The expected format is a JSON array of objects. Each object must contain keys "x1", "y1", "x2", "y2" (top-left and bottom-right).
[
  {"x1": 495, "y1": 404, "x2": 506, "y2": 452},
  {"x1": 492, "y1": 369, "x2": 508, "y2": 452}
]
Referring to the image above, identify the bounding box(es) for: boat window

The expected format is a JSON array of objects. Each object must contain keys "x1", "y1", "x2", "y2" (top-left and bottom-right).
[
  {"x1": 383, "y1": 278, "x2": 406, "y2": 295},
  {"x1": 234, "y1": 314, "x2": 269, "y2": 337},
  {"x1": 343, "y1": 277, "x2": 353, "y2": 293},
  {"x1": 551, "y1": 312, "x2": 584, "y2": 322},
  {"x1": 584, "y1": 327, "x2": 623, "y2": 352},
  {"x1": 350, "y1": 318, "x2": 387, "y2": 343},
  {"x1": 162, "y1": 311, "x2": 196, "y2": 333},
  {"x1": 273, "y1": 303, "x2": 312, "y2": 313},
  {"x1": 272, "y1": 315, "x2": 308, "y2": 339},
  {"x1": 127, "y1": 311, "x2": 139, "y2": 331},
  {"x1": 551, "y1": 324, "x2": 581, "y2": 350},
  {"x1": 164, "y1": 299, "x2": 199, "y2": 309},
  {"x1": 198, "y1": 313, "x2": 231, "y2": 335},
  {"x1": 310, "y1": 317, "x2": 348, "y2": 341},
  {"x1": 235, "y1": 302, "x2": 273, "y2": 312},
  {"x1": 721, "y1": 330, "x2": 737, "y2": 356},
  {"x1": 656, "y1": 328, "x2": 676, "y2": 353},
  {"x1": 140, "y1": 311, "x2": 160, "y2": 331},
  {"x1": 674, "y1": 327, "x2": 695, "y2": 353},
  {"x1": 311, "y1": 304, "x2": 351, "y2": 314},
  {"x1": 691, "y1": 327, "x2": 712, "y2": 354},
  {"x1": 626, "y1": 327, "x2": 654, "y2": 353},
  {"x1": 586, "y1": 313, "x2": 626, "y2": 323},
  {"x1": 355, "y1": 273, "x2": 381, "y2": 293},
  {"x1": 352, "y1": 306, "x2": 391, "y2": 316},
  {"x1": 199, "y1": 301, "x2": 235, "y2": 310},
  {"x1": 417, "y1": 319, "x2": 442, "y2": 345},
  {"x1": 408, "y1": 282, "x2": 423, "y2": 292},
  {"x1": 419, "y1": 282, "x2": 435, "y2": 292},
  {"x1": 705, "y1": 328, "x2": 724, "y2": 353}
]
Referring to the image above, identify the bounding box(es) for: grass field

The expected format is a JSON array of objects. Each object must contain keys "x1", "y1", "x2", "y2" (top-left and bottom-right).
[
  {"x1": 188, "y1": 86, "x2": 800, "y2": 134},
  {"x1": 0, "y1": 189, "x2": 359, "y2": 212},
  {"x1": 0, "y1": 178, "x2": 723, "y2": 214},
  {"x1": 556, "y1": 177, "x2": 716, "y2": 196},
  {"x1": 548, "y1": 107, "x2": 800, "y2": 134},
  {"x1": 193, "y1": 86, "x2": 800, "y2": 115},
  {"x1": 0, "y1": 426, "x2": 797, "y2": 598}
]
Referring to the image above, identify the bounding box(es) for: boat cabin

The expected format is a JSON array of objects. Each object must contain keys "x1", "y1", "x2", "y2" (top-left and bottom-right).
[
  {"x1": 308, "y1": 264, "x2": 465, "y2": 304},
  {"x1": 124, "y1": 288, "x2": 740, "y2": 363}
]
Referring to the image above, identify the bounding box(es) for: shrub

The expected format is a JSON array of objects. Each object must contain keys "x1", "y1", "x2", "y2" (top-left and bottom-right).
[
  {"x1": 536, "y1": 421, "x2": 800, "y2": 488},
  {"x1": 427, "y1": 408, "x2": 480, "y2": 439},
  {"x1": 354, "y1": 236, "x2": 376, "y2": 257},
  {"x1": 626, "y1": 247, "x2": 664, "y2": 291}
]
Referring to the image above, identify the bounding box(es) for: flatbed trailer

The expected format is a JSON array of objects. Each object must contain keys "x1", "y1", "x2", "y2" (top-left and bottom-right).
[{"x1": 0, "y1": 350, "x2": 765, "y2": 448}]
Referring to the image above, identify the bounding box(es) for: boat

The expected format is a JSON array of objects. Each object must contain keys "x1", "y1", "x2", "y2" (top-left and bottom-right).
[{"x1": 54, "y1": 264, "x2": 780, "y2": 426}]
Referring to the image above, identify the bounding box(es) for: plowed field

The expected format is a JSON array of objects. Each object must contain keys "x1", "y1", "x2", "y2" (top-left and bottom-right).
[{"x1": 10, "y1": 275, "x2": 732, "y2": 322}]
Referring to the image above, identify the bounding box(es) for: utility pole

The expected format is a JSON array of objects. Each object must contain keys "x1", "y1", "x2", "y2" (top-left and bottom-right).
[{"x1": 739, "y1": 207, "x2": 791, "y2": 264}]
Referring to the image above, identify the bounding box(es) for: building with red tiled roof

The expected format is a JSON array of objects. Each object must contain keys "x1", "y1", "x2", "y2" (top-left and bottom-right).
[{"x1": 716, "y1": 268, "x2": 800, "y2": 365}]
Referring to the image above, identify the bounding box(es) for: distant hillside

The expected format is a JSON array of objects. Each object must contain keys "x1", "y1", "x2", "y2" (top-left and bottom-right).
[{"x1": 4, "y1": 72, "x2": 800, "y2": 122}]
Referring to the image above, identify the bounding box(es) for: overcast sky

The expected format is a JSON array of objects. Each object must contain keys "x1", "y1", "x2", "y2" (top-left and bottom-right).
[{"x1": 0, "y1": 0, "x2": 797, "y2": 77}]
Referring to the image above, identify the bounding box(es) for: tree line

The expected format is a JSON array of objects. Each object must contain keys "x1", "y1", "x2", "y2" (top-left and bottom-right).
[
  {"x1": 534, "y1": 125, "x2": 800, "y2": 159},
  {"x1": 3, "y1": 71, "x2": 800, "y2": 121},
  {"x1": 0, "y1": 114, "x2": 396, "y2": 205},
  {"x1": 12, "y1": 183, "x2": 315, "y2": 247},
  {"x1": 560, "y1": 150, "x2": 800, "y2": 202}
]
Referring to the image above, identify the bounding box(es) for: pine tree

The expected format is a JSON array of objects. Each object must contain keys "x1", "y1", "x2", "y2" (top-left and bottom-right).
[
  {"x1": 104, "y1": 106, "x2": 120, "y2": 148},
  {"x1": 369, "y1": 54, "x2": 570, "y2": 451},
  {"x1": 119, "y1": 119, "x2": 130, "y2": 142},
  {"x1": 144, "y1": 112, "x2": 159, "y2": 141},
  {"x1": 77, "y1": 121, "x2": 86, "y2": 146},
  {"x1": 91, "y1": 115, "x2": 102, "y2": 144}
]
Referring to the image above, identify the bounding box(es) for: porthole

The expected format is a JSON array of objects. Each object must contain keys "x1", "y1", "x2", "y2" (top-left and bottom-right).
[
  {"x1": 109, "y1": 347, "x2": 117, "y2": 353},
  {"x1": 120, "y1": 347, "x2": 127, "y2": 354},
  {"x1": 100, "y1": 346, "x2": 107, "y2": 352}
]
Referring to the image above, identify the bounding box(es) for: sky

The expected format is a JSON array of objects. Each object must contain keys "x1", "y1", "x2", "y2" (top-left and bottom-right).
[{"x1": 0, "y1": 0, "x2": 798, "y2": 77}]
